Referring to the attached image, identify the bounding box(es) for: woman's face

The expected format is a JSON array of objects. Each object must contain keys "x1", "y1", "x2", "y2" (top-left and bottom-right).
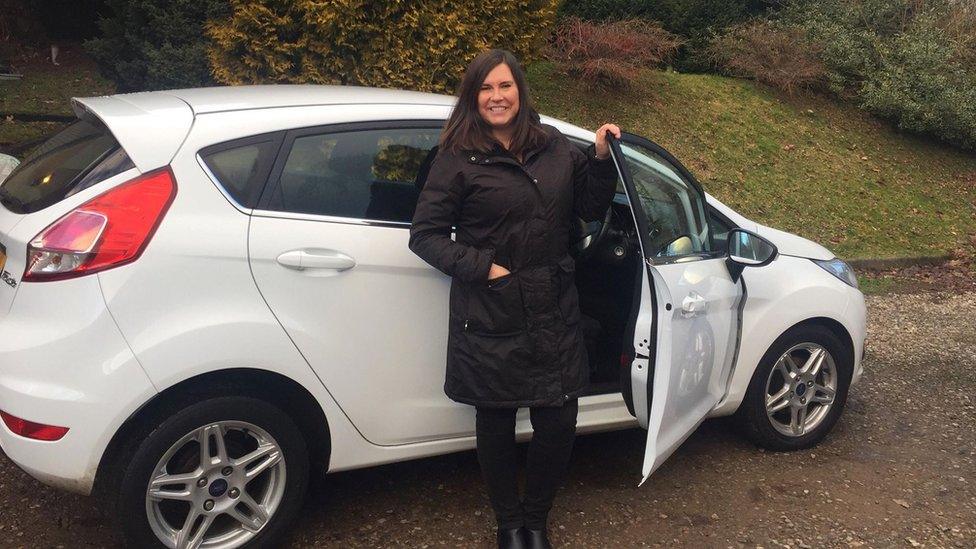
[{"x1": 478, "y1": 62, "x2": 520, "y2": 130}]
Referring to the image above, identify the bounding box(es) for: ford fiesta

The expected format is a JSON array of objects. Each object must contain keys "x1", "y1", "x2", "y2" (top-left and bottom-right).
[{"x1": 0, "y1": 86, "x2": 865, "y2": 548}]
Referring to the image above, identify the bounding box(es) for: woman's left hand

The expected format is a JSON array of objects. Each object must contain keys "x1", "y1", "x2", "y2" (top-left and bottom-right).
[{"x1": 593, "y1": 123, "x2": 621, "y2": 160}]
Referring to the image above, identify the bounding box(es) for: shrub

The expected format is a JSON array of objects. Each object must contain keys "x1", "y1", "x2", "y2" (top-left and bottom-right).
[
  {"x1": 559, "y1": 0, "x2": 772, "y2": 71},
  {"x1": 84, "y1": 0, "x2": 229, "y2": 92},
  {"x1": 206, "y1": 0, "x2": 559, "y2": 94},
  {"x1": 780, "y1": 0, "x2": 976, "y2": 149},
  {"x1": 708, "y1": 20, "x2": 826, "y2": 95},
  {"x1": 859, "y1": 15, "x2": 976, "y2": 150},
  {"x1": 547, "y1": 16, "x2": 682, "y2": 87}
]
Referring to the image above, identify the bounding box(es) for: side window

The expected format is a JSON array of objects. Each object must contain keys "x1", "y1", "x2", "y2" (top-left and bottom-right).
[
  {"x1": 270, "y1": 127, "x2": 441, "y2": 223},
  {"x1": 618, "y1": 142, "x2": 710, "y2": 259},
  {"x1": 200, "y1": 136, "x2": 280, "y2": 207},
  {"x1": 709, "y1": 209, "x2": 734, "y2": 253}
]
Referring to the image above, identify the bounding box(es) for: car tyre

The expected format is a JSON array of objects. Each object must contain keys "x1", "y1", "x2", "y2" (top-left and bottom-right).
[
  {"x1": 113, "y1": 396, "x2": 309, "y2": 548},
  {"x1": 735, "y1": 325, "x2": 852, "y2": 451}
]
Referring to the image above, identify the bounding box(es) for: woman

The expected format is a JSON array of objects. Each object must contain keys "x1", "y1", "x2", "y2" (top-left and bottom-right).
[{"x1": 408, "y1": 49, "x2": 620, "y2": 549}]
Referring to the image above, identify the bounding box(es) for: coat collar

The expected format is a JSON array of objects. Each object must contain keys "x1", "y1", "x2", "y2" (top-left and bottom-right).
[{"x1": 463, "y1": 125, "x2": 555, "y2": 167}]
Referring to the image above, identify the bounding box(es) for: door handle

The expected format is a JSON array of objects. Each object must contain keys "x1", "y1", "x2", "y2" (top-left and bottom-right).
[
  {"x1": 276, "y1": 250, "x2": 356, "y2": 271},
  {"x1": 680, "y1": 291, "x2": 707, "y2": 317}
]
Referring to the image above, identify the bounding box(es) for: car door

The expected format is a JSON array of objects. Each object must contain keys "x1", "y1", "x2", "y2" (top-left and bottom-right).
[
  {"x1": 609, "y1": 133, "x2": 743, "y2": 484},
  {"x1": 246, "y1": 121, "x2": 477, "y2": 446}
]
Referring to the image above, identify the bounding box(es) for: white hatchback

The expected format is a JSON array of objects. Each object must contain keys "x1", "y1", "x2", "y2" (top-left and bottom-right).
[{"x1": 0, "y1": 86, "x2": 865, "y2": 548}]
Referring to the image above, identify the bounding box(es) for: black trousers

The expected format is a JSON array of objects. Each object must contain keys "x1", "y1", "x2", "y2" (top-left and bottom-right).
[{"x1": 474, "y1": 399, "x2": 579, "y2": 530}]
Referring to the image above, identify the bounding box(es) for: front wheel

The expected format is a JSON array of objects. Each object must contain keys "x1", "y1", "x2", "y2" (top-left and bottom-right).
[
  {"x1": 114, "y1": 396, "x2": 309, "y2": 548},
  {"x1": 735, "y1": 325, "x2": 852, "y2": 451}
]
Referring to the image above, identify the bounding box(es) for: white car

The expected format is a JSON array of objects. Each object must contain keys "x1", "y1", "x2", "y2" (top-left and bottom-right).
[{"x1": 0, "y1": 86, "x2": 865, "y2": 548}]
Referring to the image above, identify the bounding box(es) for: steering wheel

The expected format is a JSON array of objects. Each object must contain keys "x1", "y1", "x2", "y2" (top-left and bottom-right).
[{"x1": 573, "y1": 205, "x2": 614, "y2": 260}]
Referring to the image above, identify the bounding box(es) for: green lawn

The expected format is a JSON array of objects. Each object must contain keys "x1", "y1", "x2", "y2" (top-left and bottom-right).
[
  {"x1": 0, "y1": 45, "x2": 114, "y2": 116},
  {"x1": 529, "y1": 63, "x2": 976, "y2": 260}
]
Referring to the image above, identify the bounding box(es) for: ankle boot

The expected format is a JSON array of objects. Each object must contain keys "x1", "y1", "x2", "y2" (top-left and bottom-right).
[
  {"x1": 497, "y1": 526, "x2": 528, "y2": 549},
  {"x1": 523, "y1": 527, "x2": 552, "y2": 549}
]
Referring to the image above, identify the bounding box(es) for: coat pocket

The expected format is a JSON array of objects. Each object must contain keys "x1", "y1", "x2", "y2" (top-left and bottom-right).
[
  {"x1": 464, "y1": 272, "x2": 525, "y2": 336},
  {"x1": 556, "y1": 256, "x2": 582, "y2": 326}
]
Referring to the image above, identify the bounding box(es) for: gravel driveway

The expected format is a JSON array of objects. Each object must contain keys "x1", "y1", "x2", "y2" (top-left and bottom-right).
[{"x1": 2, "y1": 290, "x2": 974, "y2": 548}]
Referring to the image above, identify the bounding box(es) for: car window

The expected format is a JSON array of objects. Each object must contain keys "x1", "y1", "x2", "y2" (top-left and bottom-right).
[
  {"x1": 618, "y1": 142, "x2": 711, "y2": 259},
  {"x1": 200, "y1": 134, "x2": 282, "y2": 208},
  {"x1": 709, "y1": 208, "x2": 734, "y2": 253},
  {"x1": 269, "y1": 127, "x2": 441, "y2": 223},
  {"x1": 0, "y1": 119, "x2": 133, "y2": 214}
]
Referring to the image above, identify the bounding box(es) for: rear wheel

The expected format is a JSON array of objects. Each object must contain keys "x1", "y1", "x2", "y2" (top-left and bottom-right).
[
  {"x1": 114, "y1": 396, "x2": 309, "y2": 548},
  {"x1": 735, "y1": 325, "x2": 852, "y2": 451}
]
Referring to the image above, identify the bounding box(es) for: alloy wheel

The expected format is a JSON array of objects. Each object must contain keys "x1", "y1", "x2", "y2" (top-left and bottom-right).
[
  {"x1": 144, "y1": 421, "x2": 287, "y2": 549},
  {"x1": 764, "y1": 343, "x2": 838, "y2": 437}
]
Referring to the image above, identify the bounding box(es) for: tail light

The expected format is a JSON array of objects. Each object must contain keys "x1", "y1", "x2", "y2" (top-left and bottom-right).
[
  {"x1": 24, "y1": 168, "x2": 176, "y2": 282},
  {"x1": 0, "y1": 410, "x2": 69, "y2": 441}
]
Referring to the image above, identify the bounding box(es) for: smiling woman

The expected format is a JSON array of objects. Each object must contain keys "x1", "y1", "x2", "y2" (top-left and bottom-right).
[{"x1": 409, "y1": 49, "x2": 621, "y2": 549}]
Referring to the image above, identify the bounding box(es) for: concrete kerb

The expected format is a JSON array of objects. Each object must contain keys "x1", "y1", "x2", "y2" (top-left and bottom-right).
[{"x1": 847, "y1": 255, "x2": 954, "y2": 271}]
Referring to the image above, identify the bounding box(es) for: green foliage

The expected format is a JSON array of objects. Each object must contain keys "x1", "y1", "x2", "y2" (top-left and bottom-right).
[
  {"x1": 206, "y1": 0, "x2": 559, "y2": 94},
  {"x1": 559, "y1": 0, "x2": 771, "y2": 71},
  {"x1": 780, "y1": 0, "x2": 976, "y2": 150},
  {"x1": 84, "y1": 0, "x2": 229, "y2": 92}
]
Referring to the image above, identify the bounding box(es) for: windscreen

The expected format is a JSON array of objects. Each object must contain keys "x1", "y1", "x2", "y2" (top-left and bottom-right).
[{"x1": 0, "y1": 119, "x2": 134, "y2": 214}]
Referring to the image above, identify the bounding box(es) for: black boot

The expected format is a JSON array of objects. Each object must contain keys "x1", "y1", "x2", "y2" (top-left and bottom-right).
[
  {"x1": 523, "y1": 528, "x2": 552, "y2": 549},
  {"x1": 497, "y1": 526, "x2": 528, "y2": 549}
]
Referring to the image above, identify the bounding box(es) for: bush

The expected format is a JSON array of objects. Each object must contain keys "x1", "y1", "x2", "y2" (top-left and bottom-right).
[
  {"x1": 559, "y1": 0, "x2": 772, "y2": 71},
  {"x1": 780, "y1": 0, "x2": 976, "y2": 149},
  {"x1": 547, "y1": 17, "x2": 682, "y2": 87},
  {"x1": 84, "y1": 0, "x2": 229, "y2": 92},
  {"x1": 859, "y1": 15, "x2": 976, "y2": 150},
  {"x1": 206, "y1": 0, "x2": 559, "y2": 94},
  {"x1": 708, "y1": 20, "x2": 826, "y2": 95}
]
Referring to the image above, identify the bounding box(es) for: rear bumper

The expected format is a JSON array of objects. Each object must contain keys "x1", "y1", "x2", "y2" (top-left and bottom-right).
[{"x1": 0, "y1": 277, "x2": 155, "y2": 495}]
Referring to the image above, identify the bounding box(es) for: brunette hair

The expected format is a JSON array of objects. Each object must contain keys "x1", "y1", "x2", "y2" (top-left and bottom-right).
[{"x1": 439, "y1": 49, "x2": 549, "y2": 156}]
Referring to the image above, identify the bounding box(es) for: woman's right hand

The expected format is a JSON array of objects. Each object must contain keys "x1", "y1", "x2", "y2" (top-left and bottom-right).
[{"x1": 488, "y1": 263, "x2": 511, "y2": 281}]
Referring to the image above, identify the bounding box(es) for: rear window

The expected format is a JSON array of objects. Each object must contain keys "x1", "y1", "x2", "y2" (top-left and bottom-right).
[{"x1": 0, "y1": 119, "x2": 134, "y2": 214}]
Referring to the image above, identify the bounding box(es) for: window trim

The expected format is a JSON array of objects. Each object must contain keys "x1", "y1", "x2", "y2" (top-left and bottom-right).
[{"x1": 256, "y1": 119, "x2": 446, "y2": 226}]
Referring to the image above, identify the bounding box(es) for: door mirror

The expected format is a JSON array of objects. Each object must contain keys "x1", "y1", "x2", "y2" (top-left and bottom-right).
[{"x1": 726, "y1": 228, "x2": 777, "y2": 281}]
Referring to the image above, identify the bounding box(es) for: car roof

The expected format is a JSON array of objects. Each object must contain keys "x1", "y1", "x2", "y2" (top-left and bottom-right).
[
  {"x1": 71, "y1": 85, "x2": 459, "y2": 172},
  {"x1": 163, "y1": 85, "x2": 457, "y2": 114}
]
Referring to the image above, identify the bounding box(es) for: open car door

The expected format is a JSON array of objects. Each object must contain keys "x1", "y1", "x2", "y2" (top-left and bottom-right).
[{"x1": 608, "y1": 133, "x2": 743, "y2": 485}]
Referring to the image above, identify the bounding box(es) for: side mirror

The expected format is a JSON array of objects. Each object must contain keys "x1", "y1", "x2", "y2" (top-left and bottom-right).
[{"x1": 725, "y1": 228, "x2": 777, "y2": 282}]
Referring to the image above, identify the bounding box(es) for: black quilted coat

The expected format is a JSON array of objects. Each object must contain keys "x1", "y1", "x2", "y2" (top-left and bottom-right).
[{"x1": 408, "y1": 125, "x2": 618, "y2": 407}]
